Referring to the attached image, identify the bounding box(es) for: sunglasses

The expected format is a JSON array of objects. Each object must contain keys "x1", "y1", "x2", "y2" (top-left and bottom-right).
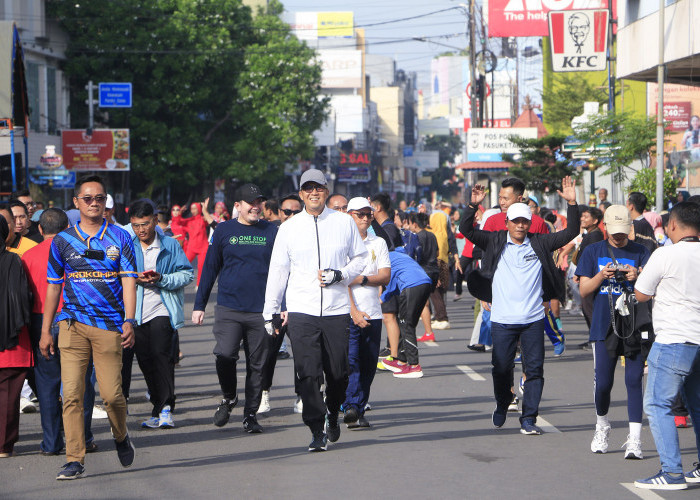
[
  {"x1": 352, "y1": 211, "x2": 373, "y2": 219},
  {"x1": 301, "y1": 184, "x2": 326, "y2": 193},
  {"x1": 281, "y1": 209, "x2": 302, "y2": 216},
  {"x1": 76, "y1": 195, "x2": 107, "y2": 204}
]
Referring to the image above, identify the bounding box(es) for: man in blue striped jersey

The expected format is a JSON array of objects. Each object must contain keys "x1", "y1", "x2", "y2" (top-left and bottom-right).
[{"x1": 40, "y1": 175, "x2": 138, "y2": 480}]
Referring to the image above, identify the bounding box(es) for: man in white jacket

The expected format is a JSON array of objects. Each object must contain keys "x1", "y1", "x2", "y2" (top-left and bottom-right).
[{"x1": 263, "y1": 169, "x2": 367, "y2": 452}]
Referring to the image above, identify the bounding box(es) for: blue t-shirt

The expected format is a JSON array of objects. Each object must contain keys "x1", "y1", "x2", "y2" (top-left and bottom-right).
[
  {"x1": 400, "y1": 228, "x2": 422, "y2": 261},
  {"x1": 194, "y1": 219, "x2": 277, "y2": 313},
  {"x1": 575, "y1": 239, "x2": 650, "y2": 341},
  {"x1": 381, "y1": 250, "x2": 431, "y2": 301},
  {"x1": 48, "y1": 219, "x2": 138, "y2": 332}
]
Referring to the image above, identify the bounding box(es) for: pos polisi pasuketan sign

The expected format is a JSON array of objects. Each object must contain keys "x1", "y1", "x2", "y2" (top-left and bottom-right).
[{"x1": 548, "y1": 9, "x2": 608, "y2": 72}]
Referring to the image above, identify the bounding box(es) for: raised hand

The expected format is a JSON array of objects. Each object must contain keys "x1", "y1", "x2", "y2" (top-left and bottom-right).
[
  {"x1": 557, "y1": 176, "x2": 577, "y2": 204},
  {"x1": 471, "y1": 184, "x2": 487, "y2": 205}
]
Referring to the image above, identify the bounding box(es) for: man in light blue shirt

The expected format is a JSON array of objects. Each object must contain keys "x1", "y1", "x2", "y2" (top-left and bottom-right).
[{"x1": 462, "y1": 178, "x2": 580, "y2": 435}]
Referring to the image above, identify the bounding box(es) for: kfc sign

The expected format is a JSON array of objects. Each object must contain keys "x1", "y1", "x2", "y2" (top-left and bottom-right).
[
  {"x1": 488, "y1": 0, "x2": 608, "y2": 37},
  {"x1": 549, "y1": 9, "x2": 608, "y2": 72}
]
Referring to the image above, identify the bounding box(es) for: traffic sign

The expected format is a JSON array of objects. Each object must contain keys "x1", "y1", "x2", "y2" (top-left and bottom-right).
[{"x1": 99, "y1": 82, "x2": 132, "y2": 108}]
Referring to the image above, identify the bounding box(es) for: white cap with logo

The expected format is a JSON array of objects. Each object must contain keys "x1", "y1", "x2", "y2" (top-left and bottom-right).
[
  {"x1": 604, "y1": 205, "x2": 631, "y2": 235},
  {"x1": 347, "y1": 197, "x2": 373, "y2": 212}
]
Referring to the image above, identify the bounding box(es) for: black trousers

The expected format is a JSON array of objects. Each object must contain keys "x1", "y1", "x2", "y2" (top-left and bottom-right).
[
  {"x1": 398, "y1": 283, "x2": 432, "y2": 365},
  {"x1": 454, "y1": 256, "x2": 473, "y2": 296},
  {"x1": 262, "y1": 324, "x2": 301, "y2": 395},
  {"x1": 212, "y1": 306, "x2": 271, "y2": 415},
  {"x1": 287, "y1": 313, "x2": 350, "y2": 431},
  {"x1": 134, "y1": 316, "x2": 176, "y2": 417}
]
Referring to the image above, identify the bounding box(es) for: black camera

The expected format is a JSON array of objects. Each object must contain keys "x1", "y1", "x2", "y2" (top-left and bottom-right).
[
  {"x1": 83, "y1": 249, "x2": 105, "y2": 260},
  {"x1": 611, "y1": 263, "x2": 627, "y2": 282}
]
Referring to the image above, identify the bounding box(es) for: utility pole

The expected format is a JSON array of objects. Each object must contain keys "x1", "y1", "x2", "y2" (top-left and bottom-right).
[
  {"x1": 85, "y1": 80, "x2": 95, "y2": 133},
  {"x1": 466, "y1": 1, "x2": 478, "y2": 129},
  {"x1": 655, "y1": 0, "x2": 665, "y2": 212}
]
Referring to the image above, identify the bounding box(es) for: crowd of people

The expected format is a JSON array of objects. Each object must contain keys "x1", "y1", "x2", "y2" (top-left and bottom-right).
[{"x1": 0, "y1": 170, "x2": 699, "y2": 491}]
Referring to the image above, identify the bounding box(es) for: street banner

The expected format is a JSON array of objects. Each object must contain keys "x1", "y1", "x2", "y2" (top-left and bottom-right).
[
  {"x1": 488, "y1": 0, "x2": 608, "y2": 37},
  {"x1": 467, "y1": 127, "x2": 538, "y2": 162},
  {"x1": 62, "y1": 129, "x2": 130, "y2": 171},
  {"x1": 549, "y1": 9, "x2": 608, "y2": 72}
]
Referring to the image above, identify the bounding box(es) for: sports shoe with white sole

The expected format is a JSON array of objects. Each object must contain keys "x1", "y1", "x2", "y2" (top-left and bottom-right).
[
  {"x1": 308, "y1": 430, "x2": 327, "y2": 452},
  {"x1": 92, "y1": 405, "x2": 108, "y2": 419},
  {"x1": 141, "y1": 417, "x2": 160, "y2": 429},
  {"x1": 685, "y1": 462, "x2": 700, "y2": 483},
  {"x1": 432, "y1": 320, "x2": 451, "y2": 330},
  {"x1": 634, "y1": 470, "x2": 687, "y2": 490},
  {"x1": 158, "y1": 406, "x2": 174, "y2": 429},
  {"x1": 293, "y1": 396, "x2": 303, "y2": 414},
  {"x1": 508, "y1": 394, "x2": 519, "y2": 412},
  {"x1": 20, "y1": 397, "x2": 37, "y2": 414},
  {"x1": 622, "y1": 435, "x2": 643, "y2": 459},
  {"x1": 591, "y1": 424, "x2": 611, "y2": 453}
]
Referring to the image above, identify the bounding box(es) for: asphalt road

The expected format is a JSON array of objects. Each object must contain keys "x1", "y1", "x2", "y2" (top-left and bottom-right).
[{"x1": 1, "y1": 288, "x2": 698, "y2": 499}]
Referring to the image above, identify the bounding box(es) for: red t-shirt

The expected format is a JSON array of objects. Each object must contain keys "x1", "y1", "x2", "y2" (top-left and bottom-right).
[
  {"x1": 22, "y1": 239, "x2": 63, "y2": 315},
  {"x1": 482, "y1": 212, "x2": 550, "y2": 234},
  {"x1": 0, "y1": 326, "x2": 32, "y2": 368}
]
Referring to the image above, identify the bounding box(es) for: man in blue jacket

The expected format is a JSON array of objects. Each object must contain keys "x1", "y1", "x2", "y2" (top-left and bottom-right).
[
  {"x1": 129, "y1": 200, "x2": 193, "y2": 429},
  {"x1": 193, "y1": 183, "x2": 277, "y2": 434}
]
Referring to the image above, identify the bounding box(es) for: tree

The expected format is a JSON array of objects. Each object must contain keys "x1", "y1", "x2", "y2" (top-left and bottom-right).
[
  {"x1": 629, "y1": 167, "x2": 678, "y2": 209},
  {"x1": 423, "y1": 132, "x2": 464, "y2": 199},
  {"x1": 542, "y1": 74, "x2": 608, "y2": 135},
  {"x1": 502, "y1": 135, "x2": 576, "y2": 193},
  {"x1": 48, "y1": 0, "x2": 327, "y2": 199},
  {"x1": 572, "y1": 111, "x2": 659, "y2": 184}
]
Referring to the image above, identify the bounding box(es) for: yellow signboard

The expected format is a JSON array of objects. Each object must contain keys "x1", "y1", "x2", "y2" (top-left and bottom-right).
[{"x1": 317, "y1": 11, "x2": 354, "y2": 38}]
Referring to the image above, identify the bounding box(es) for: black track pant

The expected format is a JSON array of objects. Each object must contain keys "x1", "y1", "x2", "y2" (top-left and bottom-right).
[
  {"x1": 398, "y1": 283, "x2": 433, "y2": 365},
  {"x1": 287, "y1": 313, "x2": 350, "y2": 432},
  {"x1": 134, "y1": 316, "x2": 176, "y2": 417}
]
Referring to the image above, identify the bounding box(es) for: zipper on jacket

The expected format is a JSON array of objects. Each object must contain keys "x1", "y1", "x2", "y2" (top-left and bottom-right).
[{"x1": 314, "y1": 215, "x2": 323, "y2": 316}]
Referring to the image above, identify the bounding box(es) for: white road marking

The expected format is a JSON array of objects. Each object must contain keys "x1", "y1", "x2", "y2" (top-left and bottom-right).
[
  {"x1": 456, "y1": 364, "x2": 486, "y2": 381},
  {"x1": 423, "y1": 341, "x2": 439, "y2": 347},
  {"x1": 619, "y1": 483, "x2": 665, "y2": 500},
  {"x1": 536, "y1": 416, "x2": 561, "y2": 434}
]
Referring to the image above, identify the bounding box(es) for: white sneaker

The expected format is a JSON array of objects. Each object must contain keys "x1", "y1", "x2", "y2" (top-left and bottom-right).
[
  {"x1": 432, "y1": 321, "x2": 451, "y2": 330},
  {"x1": 293, "y1": 396, "x2": 303, "y2": 414},
  {"x1": 92, "y1": 405, "x2": 108, "y2": 419},
  {"x1": 258, "y1": 390, "x2": 271, "y2": 414},
  {"x1": 591, "y1": 425, "x2": 611, "y2": 453},
  {"x1": 622, "y1": 435, "x2": 643, "y2": 459},
  {"x1": 20, "y1": 397, "x2": 37, "y2": 414}
]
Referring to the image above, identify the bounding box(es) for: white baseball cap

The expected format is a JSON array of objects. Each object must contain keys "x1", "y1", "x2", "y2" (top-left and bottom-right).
[
  {"x1": 106, "y1": 194, "x2": 115, "y2": 209},
  {"x1": 506, "y1": 202, "x2": 532, "y2": 221},
  {"x1": 347, "y1": 197, "x2": 373, "y2": 212}
]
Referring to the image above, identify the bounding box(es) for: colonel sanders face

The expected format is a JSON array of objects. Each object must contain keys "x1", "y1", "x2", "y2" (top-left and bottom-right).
[{"x1": 568, "y1": 13, "x2": 590, "y2": 48}]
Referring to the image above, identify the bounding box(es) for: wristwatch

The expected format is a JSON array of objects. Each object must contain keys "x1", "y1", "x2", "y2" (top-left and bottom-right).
[
  {"x1": 361, "y1": 275, "x2": 369, "y2": 287},
  {"x1": 124, "y1": 318, "x2": 137, "y2": 327}
]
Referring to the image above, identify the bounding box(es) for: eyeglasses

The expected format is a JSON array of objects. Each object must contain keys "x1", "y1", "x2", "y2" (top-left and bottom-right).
[
  {"x1": 301, "y1": 183, "x2": 326, "y2": 193},
  {"x1": 352, "y1": 211, "x2": 373, "y2": 219},
  {"x1": 281, "y1": 209, "x2": 302, "y2": 216},
  {"x1": 131, "y1": 221, "x2": 154, "y2": 229},
  {"x1": 76, "y1": 195, "x2": 107, "y2": 204}
]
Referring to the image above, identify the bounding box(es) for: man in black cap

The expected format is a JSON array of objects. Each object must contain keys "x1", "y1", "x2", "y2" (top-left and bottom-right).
[{"x1": 192, "y1": 183, "x2": 278, "y2": 434}]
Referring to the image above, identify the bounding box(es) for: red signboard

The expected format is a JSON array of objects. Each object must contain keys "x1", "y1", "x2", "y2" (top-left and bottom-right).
[
  {"x1": 488, "y1": 0, "x2": 609, "y2": 38},
  {"x1": 340, "y1": 151, "x2": 370, "y2": 165},
  {"x1": 657, "y1": 102, "x2": 692, "y2": 132},
  {"x1": 464, "y1": 118, "x2": 512, "y2": 130},
  {"x1": 62, "y1": 129, "x2": 130, "y2": 171}
]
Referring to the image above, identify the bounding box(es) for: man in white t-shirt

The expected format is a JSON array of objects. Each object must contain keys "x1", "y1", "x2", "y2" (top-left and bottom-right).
[
  {"x1": 633, "y1": 201, "x2": 700, "y2": 491},
  {"x1": 342, "y1": 197, "x2": 391, "y2": 428}
]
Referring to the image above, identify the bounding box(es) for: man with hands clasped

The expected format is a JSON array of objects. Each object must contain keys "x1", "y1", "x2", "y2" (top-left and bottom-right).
[
  {"x1": 460, "y1": 177, "x2": 580, "y2": 436},
  {"x1": 263, "y1": 169, "x2": 367, "y2": 452}
]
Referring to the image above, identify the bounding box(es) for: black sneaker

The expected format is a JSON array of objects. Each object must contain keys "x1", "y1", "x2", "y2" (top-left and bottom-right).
[
  {"x1": 115, "y1": 434, "x2": 135, "y2": 468},
  {"x1": 357, "y1": 415, "x2": 371, "y2": 428},
  {"x1": 243, "y1": 414, "x2": 263, "y2": 434},
  {"x1": 85, "y1": 441, "x2": 99, "y2": 453},
  {"x1": 378, "y1": 347, "x2": 391, "y2": 358},
  {"x1": 308, "y1": 430, "x2": 327, "y2": 452},
  {"x1": 56, "y1": 461, "x2": 85, "y2": 480},
  {"x1": 325, "y1": 413, "x2": 341, "y2": 443},
  {"x1": 343, "y1": 406, "x2": 359, "y2": 425},
  {"x1": 213, "y1": 396, "x2": 238, "y2": 427},
  {"x1": 492, "y1": 406, "x2": 507, "y2": 428}
]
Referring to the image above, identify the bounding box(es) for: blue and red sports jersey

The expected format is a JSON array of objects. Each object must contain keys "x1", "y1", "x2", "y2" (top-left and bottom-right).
[{"x1": 47, "y1": 219, "x2": 137, "y2": 332}]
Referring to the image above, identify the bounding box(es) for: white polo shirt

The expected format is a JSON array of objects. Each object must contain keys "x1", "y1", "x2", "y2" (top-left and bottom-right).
[
  {"x1": 635, "y1": 241, "x2": 700, "y2": 344},
  {"x1": 350, "y1": 234, "x2": 391, "y2": 320}
]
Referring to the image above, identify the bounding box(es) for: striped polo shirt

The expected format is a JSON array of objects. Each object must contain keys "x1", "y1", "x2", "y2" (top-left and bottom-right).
[{"x1": 47, "y1": 218, "x2": 138, "y2": 332}]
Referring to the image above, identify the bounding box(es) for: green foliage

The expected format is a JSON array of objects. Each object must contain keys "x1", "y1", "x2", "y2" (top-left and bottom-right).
[
  {"x1": 48, "y1": 0, "x2": 327, "y2": 198},
  {"x1": 424, "y1": 132, "x2": 464, "y2": 198},
  {"x1": 542, "y1": 74, "x2": 608, "y2": 135},
  {"x1": 629, "y1": 167, "x2": 678, "y2": 209},
  {"x1": 502, "y1": 135, "x2": 576, "y2": 193},
  {"x1": 572, "y1": 111, "x2": 659, "y2": 184}
]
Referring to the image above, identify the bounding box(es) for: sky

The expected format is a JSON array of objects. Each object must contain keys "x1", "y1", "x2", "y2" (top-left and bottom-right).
[{"x1": 280, "y1": 0, "x2": 485, "y2": 87}]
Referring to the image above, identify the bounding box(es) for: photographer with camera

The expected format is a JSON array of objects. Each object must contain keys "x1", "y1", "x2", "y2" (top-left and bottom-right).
[{"x1": 576, "y1": 205, "x2": 651, "y2": 460}]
